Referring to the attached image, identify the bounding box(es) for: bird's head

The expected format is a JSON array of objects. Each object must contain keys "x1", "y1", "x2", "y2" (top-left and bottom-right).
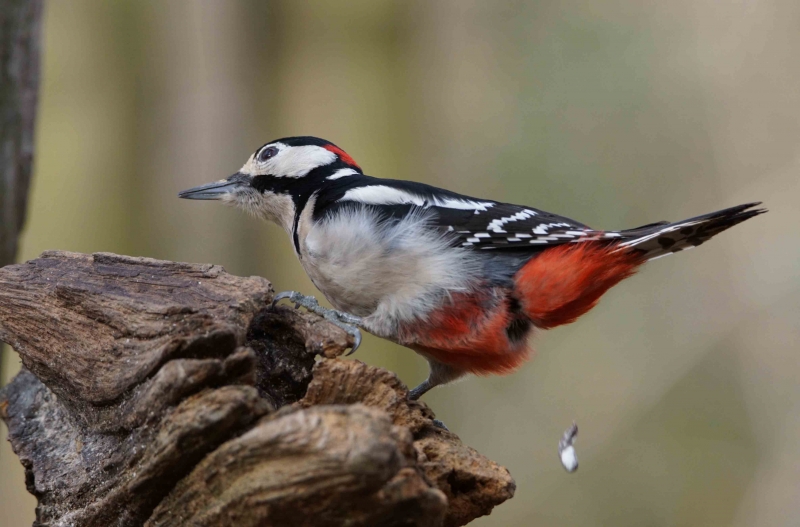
[{"x1": 178, "y1": 136, "x2": 361, "y2": 228}]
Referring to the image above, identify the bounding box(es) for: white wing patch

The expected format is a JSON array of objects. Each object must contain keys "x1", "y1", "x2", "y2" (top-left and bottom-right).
[
  {"x1": 338, "y1": 185, "x2": 495, "y2": 212},
  {"x1": 338, "y1": 186, "x2": 602, "y2": 249},
  {"x1": 327, "y1": 168, "x2": 359, "y2": 180},
  {"x1": 435, "y1": 197, "x2": 495, "y2": 211},
  {"x1": 339, "y1": 186, "x2": 425, "y2": 206}
]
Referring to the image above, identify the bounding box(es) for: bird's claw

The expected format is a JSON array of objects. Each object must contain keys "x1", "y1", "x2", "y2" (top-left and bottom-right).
[
  {"x1": 271, "y1": 290, "x2": 297, "y2": 308},
  {"x1": 272, "y1": 290, "x2": 363, "y2": 355},
  {"x1": 319, "y1": 306, "x2": 362, "y2": 355},
  {"x1": 346, "y1": 330, "x2": 361, "y2": 355}
]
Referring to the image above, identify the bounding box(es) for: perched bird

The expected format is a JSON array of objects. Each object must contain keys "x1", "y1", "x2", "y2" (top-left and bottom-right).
[{"x1": 179, "y1": 136, "x2": 765, "y2": 400}]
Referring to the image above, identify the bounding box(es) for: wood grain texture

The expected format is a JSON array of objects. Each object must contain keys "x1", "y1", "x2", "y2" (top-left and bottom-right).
[{"x1": 0, "y1": 251, "x2": 514, "y2": 526}]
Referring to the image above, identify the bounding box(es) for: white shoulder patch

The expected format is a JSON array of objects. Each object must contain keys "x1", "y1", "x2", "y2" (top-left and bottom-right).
[
  {"x1": 339, "y1": 186, "x2": 424, "y2": 206},
  {"x1": 327, "y1": 168, "x2": 359, "y2": 180},
  {"x1": 338, "y1": 185, "x2": 494, "y2": 211},
  {"x1": 433, "y1": 197, "x2": 494, "y2": 211}
]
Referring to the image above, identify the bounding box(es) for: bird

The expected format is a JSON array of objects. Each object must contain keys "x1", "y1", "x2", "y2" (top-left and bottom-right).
[{"x1": 179, "y1": 136, "x2": 766, "y2": 400}]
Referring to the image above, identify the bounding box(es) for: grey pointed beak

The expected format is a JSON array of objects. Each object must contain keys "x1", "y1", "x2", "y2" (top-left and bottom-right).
[{"x1": 178, "y1": 178, "x2": 244, "y2": 200}]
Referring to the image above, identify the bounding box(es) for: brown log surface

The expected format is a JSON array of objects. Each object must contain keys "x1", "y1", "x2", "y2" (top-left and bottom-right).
[{"x1": 0, "y1": 251, "x2": 515, "y2": 526}]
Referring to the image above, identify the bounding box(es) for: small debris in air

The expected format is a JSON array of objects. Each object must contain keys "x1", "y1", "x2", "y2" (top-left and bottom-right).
[{"x1": 558, "y1": 421, "x2": 579, "y2": 473}]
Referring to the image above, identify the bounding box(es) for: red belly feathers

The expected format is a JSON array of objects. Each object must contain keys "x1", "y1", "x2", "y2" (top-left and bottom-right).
[{"x1": 400, "y1": 242, "x2": 644, "y2": 375}]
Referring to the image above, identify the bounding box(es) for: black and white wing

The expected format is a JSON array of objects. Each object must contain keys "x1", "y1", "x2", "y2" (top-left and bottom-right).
[
  {"x1": 314, "y1": 176, "x2": 618, "y2": 252},
  {"x1": 313, "y1": 176, "x2": 765, "y2": 261},
  {"x1": 430, "y1": 202, "x2": 601, "y2": 250}
]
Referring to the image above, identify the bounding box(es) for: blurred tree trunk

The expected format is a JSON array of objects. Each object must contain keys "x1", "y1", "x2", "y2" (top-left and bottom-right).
[
  {"x1": 0, "y1": 0, "x2": 42, "y2": 384},
  {"x1": 0, "y1": 0, "x2": 41, "y2": 267}
]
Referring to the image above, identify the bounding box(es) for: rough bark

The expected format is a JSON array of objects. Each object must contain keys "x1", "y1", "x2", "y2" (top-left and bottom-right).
[{"x1": 0, "y1": 251, "x2": 515, "y2": 526}]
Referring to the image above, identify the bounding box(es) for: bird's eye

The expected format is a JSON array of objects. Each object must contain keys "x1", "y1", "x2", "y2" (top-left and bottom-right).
[{"x1": 258, "y1": 146, "x2": 278, "y2": 163}]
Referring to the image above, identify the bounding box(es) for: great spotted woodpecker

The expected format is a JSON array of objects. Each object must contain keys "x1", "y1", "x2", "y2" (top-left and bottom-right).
[{"x1": 179, "y1": 136, "x2": 765, "y2": 400}]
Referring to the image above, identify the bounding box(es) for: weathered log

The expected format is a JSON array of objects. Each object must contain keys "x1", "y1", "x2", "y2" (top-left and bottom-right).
[{"x1": 0, "y1": 251, "x2": 514, "y2": 526}]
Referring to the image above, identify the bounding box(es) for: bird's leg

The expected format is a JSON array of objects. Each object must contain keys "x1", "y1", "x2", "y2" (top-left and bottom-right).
[
  {"x1": 409, "y1": 359, "x2": 466, "y2": 400},
  {"x1": 408, "y1": 376, "x2": 447, "y2": 430},
  {"x1": 408, "y1": 378, "x2": 435, "y2": 401},
  {"x1": 272, "y1": 291, "x2": 363, "y2": 355},
  {"x1": 409, "y1": 360, "x2": 466, "y2": 430}
]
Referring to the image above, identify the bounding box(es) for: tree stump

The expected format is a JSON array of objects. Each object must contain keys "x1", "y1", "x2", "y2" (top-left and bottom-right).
[{"x1": 0, "y1": 251, "x2": 515, "y2": 526}]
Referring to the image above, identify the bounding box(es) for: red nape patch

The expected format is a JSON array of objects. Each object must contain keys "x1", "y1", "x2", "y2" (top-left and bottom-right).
[
  {"x1": 514, "y1": 242, "x2": 644, "y2": 329},
  {"x1": 397, "y1": 290, "x2": 533, "y2": 376},
  {"x1": 323, "y1": 144, "x2": 361, "y2": 169}
]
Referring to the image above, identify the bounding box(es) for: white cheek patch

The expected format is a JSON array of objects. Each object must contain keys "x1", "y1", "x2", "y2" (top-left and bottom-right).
[{"x1": 266, "y1": 145, "x2": 337, "y2": 178}]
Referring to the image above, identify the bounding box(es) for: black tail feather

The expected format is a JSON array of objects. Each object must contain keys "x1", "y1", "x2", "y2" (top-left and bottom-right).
[{"x1": 619, "y1": 202, "x2": 767, "y2": 260}]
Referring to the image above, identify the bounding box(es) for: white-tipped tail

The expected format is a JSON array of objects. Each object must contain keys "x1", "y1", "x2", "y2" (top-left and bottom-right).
[{"x1": 613, "y1": 202, "x2": 767, "y2": 261}]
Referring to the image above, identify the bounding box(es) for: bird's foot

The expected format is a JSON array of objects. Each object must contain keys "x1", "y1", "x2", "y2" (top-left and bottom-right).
[{"x1": 272, "y1": 291, "x2": 362, "y2": 355}]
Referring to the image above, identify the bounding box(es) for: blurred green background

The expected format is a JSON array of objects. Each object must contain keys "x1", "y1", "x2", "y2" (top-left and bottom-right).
[{"x1": 1, "y1": 1, "x2": 798, "y2": 526}]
